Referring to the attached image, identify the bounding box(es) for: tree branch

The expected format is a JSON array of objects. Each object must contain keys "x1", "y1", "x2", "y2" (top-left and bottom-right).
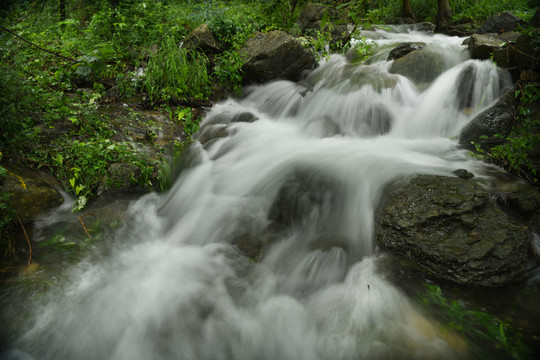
[{"x1": 0, "y1": 24, "x2": 79, "y2": 63}]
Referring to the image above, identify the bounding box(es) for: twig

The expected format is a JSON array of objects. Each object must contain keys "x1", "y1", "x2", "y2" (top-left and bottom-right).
[
  {"x1": 0, "y1": 24, "x2": 79, "y2": 63},
  {"x1": 78, "y1": 212, "x2": 96, "y2": 238},
  {"x1": 508, "y1": 44, "x2": 540, "y2": 61},
  {"x1": 257, "y1": 248, "x2": 263, "y2": 263},
  {"x1": 17, "y1": 216, "x2": 31, "y2": 266}
]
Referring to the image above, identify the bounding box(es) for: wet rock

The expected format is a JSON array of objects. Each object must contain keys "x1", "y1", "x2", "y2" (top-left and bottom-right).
[
  {"x1": 412, "y1": 22, "x2": 436, "y2": 32},
  {"x1": 268, "y1": 168, "x2": 345, "y2": 238},
  {"x1": 500, "y1": 31, "x2": 520, "y2": 43},
  {"x1": 459, "y1": 85, "x2": 519, "y2": 150},
  {"x1": 387, "y1": 42, "x2": 425, "y2": 61},
  {"x1": 376, "y1": 175, "x2": 529, "y2": 286},
  {"x1": 468, "y1": 34, "x2": 506, "y2": 60},
  {"x1": 343, "y1": 65, "x2": 398, "y2": 91},
  {"x1": 2, "y1": 167, "x2": 64, "y2": 224},
  {"x1": 303, "y1": 115, "x2": 342, "y2": 138},
  {"x1": 477, "y1": 12, "x2": 526, "y2": 35},
  {"x1": 231, "y1": 112, "x2": 258, "y2": 123},
  {"x1": 183, "y1": 24, "x2": 220, "y2": 54},
  {"x1": 455, "y1": 64, "x2": 476, "y2": 109},
  {"x1": 239, "y1": 31, "x2": 317, "y2": 84},
  {"x1": 497, "y1": 182, "x2": 540, "y2": 232},
  {"x1": 195, "y1": 124, "x2": 229, "y2": 145},
  {"x1": 363, "y1": 105, "x2": 392, "y2": 136},
  {"x1": 453, "y1": 169, "x2": 474, "y2": 179},
  {"x1": 389, "y1": 49, "x2": 446, "y2": 85}
]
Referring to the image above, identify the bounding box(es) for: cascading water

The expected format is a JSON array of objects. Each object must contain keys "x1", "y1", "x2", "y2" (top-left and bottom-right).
[{"x1": 1, "y1": 27, "x2": 526, "y2": 360}]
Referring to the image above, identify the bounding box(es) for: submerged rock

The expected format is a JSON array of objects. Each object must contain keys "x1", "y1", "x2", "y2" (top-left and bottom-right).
[
  {"x1": 239, "y1": 31, "x2": 316, "y2": 84},
  {"x1": 387, "y1": 42, "x2": 425, "y2": 61},
  {"x1": 376, "y1": 175, "x2": 529, "y2": 286},
  {"x1": 389, "y1": 49, "x2": 446, "y2": 85}
]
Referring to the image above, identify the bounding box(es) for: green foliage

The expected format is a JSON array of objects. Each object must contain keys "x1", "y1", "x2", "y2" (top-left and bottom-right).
[
  {"x1": 258, "y1": 0, "x2": 308, "y2": 29},
  {"x1": 0, "y1": 152, "x2": 14, "y2": 251},
  {"x1": 144, "y1": 36, "x2": 210, "y2": 103},
  {"x1": 54, "y1": 137, "x2": 154, "y2": 211},
  {"x1": 451, "y1": 0, "x2": 537, "y2": 22},
  {"x1": 418, "y1": 284, "x2": 532, "y2": 359},
  {"x1": 213, "y1": 50, "x2": 245, "y2": 96}
]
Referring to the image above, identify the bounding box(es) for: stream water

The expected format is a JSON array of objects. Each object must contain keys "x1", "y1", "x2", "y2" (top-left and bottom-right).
[{"x1": 2, "y1": 26, "x2": 540, "y2": 360}]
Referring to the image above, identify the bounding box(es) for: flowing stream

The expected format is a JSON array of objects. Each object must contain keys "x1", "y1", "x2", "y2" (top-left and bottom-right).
[{"x1": 2, "y1": 26, "x2": 539, "y2": 360}]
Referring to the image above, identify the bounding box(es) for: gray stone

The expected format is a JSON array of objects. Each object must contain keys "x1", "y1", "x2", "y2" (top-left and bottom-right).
[
  {"x1": 183, "y1": 24, "x2": 220, "y2": 53},
  {"x1": 239, "y1": 31, "x2": 316, "y2": 84},
  {"x1": 468, "y1": 34, "x2": 506, "y2": 60},
  {"x1": 376, "y1": 175, "x2": 530, "y2": 286}
]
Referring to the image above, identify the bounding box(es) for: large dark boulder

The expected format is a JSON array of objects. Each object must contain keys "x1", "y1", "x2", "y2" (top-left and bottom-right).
[
  {"x1": 239, "y1": 31, "x2": 316, "y2": 84},
  {"x1": 183, "y1": 24, "x2": 220, "y2": 53},
  {"x1": 468, "y1": 33, "x2": 506, "y2": 60},
  {"x1": 477, "y1": 12, "x2": 526, "y2": 34},
  {"x1": 389, "y1": 49, "x2": 446, "y2": 85},
  {"x1": 376, "y1": 175, "x2": 530, "y2": 286},
  {"x1": 1, "y1": 167, "x2": 64, "y2": 224},
  {"x1": 459, "y1": 85, "x2": 519, "y2": 150}
]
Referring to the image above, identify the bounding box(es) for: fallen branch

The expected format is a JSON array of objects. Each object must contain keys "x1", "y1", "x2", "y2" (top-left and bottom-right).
[
  {"x1": 78, "y1": 212, "x2": 96, "y2": 238},
  {"x1": 0, "y1": 24, "x2": 79, "y2": 63},
  {"x1": 17, "y1": 216, "x2": 31, "y2": 266}
]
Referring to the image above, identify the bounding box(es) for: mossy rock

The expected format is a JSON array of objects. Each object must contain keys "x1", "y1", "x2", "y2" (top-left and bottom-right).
[
  {"x1": 376, "y1": 175, "x2": 530, "y2": 286},
  {"x1": 1, "y1": 167, "x2": 64, "y2": 224}
]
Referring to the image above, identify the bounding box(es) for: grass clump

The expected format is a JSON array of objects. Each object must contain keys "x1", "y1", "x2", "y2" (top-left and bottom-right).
[{"x1": 144, "y1": 36, "x2": 211, "y2": 104}]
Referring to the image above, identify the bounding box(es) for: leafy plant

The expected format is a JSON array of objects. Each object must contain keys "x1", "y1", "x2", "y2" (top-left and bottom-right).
[
  {"x1": 418, "y1": 284, "x2": 532, "y2": 359},
  {"x1": 212, "y1": 50, "x2": 244, "y2": 96}
]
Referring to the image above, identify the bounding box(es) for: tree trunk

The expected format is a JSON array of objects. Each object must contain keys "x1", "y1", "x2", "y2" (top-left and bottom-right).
[
  {"x1": 435, "y1": 0, "x2": 452, "y2": 33},
  {"x1": 59, "y1": 0, "x2": 66, "y2": 21},
  {"x1": 402, "y1": 0, "x2": 417, "y2": 22}
]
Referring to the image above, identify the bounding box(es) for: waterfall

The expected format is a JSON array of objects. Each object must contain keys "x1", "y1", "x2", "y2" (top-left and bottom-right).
[{"x1": 6, "y1": 27, "x2": 515, "y2": 360}]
